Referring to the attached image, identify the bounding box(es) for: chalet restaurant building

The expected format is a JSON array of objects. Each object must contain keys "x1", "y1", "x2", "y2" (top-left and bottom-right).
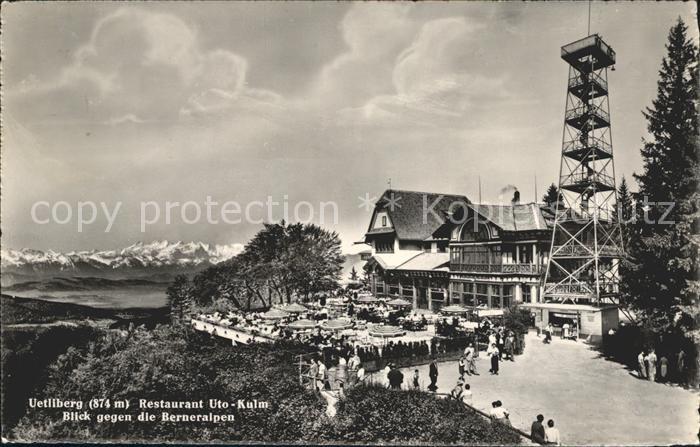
[{"x1": 361, "y1": 189, "x2": 618, "y2": 339}]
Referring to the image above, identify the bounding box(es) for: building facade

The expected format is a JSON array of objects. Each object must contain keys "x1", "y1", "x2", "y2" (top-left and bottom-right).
[{"x1": 362, "y1": 189, "x2": 553, "y2": 312}]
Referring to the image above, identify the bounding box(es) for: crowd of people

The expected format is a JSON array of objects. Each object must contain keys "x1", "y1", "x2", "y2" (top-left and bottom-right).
[{"x1": 636, "y1": 348, "x2": 686, "y2": 383}]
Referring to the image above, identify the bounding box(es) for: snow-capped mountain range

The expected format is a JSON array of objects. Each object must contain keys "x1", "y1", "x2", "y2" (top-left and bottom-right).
[{"x1": 1, "y1": 240, "x2": 244, "y2": 281}]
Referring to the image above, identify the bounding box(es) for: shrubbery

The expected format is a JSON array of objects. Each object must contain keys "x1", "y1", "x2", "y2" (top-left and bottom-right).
[
  {"x1": 313, "y1": 384, "x2": 521, "y2": 444},
  {"x1": 12, "y1": 324, "x2": 522, "y2": 444}
]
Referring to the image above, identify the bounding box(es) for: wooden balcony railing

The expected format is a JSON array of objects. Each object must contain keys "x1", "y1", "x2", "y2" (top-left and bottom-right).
[{"x1": 450, "y1": 263, "x2": 542, "y2": 275}]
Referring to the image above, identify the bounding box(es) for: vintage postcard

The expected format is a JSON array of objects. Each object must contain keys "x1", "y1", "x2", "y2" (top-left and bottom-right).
[{"x1": 1, "y1": 1, "x2": 698, "y2": 445}]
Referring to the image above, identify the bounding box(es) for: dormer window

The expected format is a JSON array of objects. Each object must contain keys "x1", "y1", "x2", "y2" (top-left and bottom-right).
[{"x1": 382, "y1": 216, "x2": 387, "y2": 227}]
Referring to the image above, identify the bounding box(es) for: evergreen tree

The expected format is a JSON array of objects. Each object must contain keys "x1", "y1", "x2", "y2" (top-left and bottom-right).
[
  {"x1": 617, "y1": 177, "x2": 634, "y2": 247},
  {"x1": 623, "y1": 19, "x2": 698, "y2": 344},
  {"x1": 166, "y1": 274, "x2": 192, "y2": 325},
  {"x1": 350, "y1": 266, "x2": 359, "y2": 281},
  {"x1": 542, "y1": 183, "x2": 562, "y2": 210}
]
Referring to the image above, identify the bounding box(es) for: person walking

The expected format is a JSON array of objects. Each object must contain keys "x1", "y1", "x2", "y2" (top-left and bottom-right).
[
  {"x1": 646, "y1": 350, "x2": 658, "y2": 382},
  {"x1": 545, "y1": 419, "x2": 561, "y2": 445},
  {"x1": 530, "y1": 414, "x2": 546, "y2": 444},
  {"x1": 488, "y1": 343, "x2": 500, "y2": 375},
  {"x1": 637, "y1": 350, "x2": 647, "y2": 379},
  {"x1": 428, "y1": 358, "x2": 439, "y2": 391}
]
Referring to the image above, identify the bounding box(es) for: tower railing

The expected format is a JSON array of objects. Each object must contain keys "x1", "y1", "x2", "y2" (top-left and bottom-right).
[
  {"x1": 565, "y1": 103, "x2": 610, "y2": 128},
  {"x1": 560, "y1": 171, "x2": 616, "y2": 190},
  {"x1": 563, "y1": 135, "x2": 612, "y2": 157}
]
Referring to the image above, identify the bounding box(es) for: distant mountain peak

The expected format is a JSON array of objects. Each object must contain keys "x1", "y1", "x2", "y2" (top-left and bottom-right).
[{"x1": 0, "y1": 240, "x2": 245, "y2": 279}]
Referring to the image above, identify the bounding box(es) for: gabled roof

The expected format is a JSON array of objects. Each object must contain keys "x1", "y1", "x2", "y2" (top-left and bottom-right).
[
  {"x1": 472, "y1": 203, "x2": 551, "y2": 232},
  {"x1": 365, "y1": 251, "x2": 423, "y2": 270},
  {"x1": 367, "y1": 189, "x2": 471, "y2": 241},
  {"x1": 394, "y1": 252, "x2": 449, "y2": 272},
  {"x1": 365, "y1": 251, "x2": 449, "y2": 273}
]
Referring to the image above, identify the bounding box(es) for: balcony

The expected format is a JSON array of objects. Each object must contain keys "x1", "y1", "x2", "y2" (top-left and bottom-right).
[
  {"x1": 568, "y1": 71, "x2": 608, "y2": 101},
  {"x1": 551, "y1": 244, "x2": 621, "y2": 258},
  {"x1": 450, "y1": 263, "x2": 542, "y2": 275},
  {"x1": 565, "y1": 104, "x2": 610, "y2": 130},
  {"x1": 560, "y1": 170, "x2": 615, "y2": 193},
  {"x1": 544, "y1": 283, "x2": 594, "y2": 299},
  {"x1": 561, "y1": 34, "x2": 616, "y2": 72},
  {"x1": 563, "y1": 135, "x2": 612, "y2": 162}
]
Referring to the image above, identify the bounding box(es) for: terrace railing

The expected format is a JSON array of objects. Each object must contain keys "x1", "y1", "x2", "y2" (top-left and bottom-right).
[{"x1": 450, "y1": 263, "x2": 542, "y2": 275}]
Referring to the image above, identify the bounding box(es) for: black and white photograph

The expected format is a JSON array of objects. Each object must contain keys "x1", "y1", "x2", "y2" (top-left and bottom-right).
[{"x1": 1, "y1": 1, "x2": 698, "y2": 445}]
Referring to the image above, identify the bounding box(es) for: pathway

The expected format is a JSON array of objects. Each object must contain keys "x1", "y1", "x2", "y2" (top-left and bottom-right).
[{"x1": 392, "y1": 332, "x2": 698, "y2": 445}]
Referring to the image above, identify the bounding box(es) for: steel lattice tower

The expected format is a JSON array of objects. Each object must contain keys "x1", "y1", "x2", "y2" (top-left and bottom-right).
[{"x1": 543, "y1": 35, "x2": 624, "y2": 305}]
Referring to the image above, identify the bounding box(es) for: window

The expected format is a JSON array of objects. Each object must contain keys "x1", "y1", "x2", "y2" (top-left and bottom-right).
[
  {"x1": 382, "y1": 216, "x2": 387, "y2": 227},
  {"x1": 523, "y1": 286, "x2": 531, "y2": 302},
  {"x1": 460, "y1": 219, "x2": 491, "y2": 242}
]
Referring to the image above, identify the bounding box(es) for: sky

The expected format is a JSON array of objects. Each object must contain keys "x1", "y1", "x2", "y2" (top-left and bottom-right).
[{"x1": 1, "y1": 1, "x2": 697, "y2": 253}]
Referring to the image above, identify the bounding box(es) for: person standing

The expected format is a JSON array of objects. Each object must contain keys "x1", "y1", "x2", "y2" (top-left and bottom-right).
[
  {"x1": 318, "y1": 360, "x2": 327, "y2": 391},
  {"x1": 458, "y1": 356, "x2": 466, "y2": 379},
  {"x1": 646, "y1": 350, "x2": 658, "y2": 382},
  {"x1": 309, "y1": 359, "x2": 319, "y2": 391},
  {"x1": 530, "y1": 414, "x2": 546, "y2": 444},
  {"x1": 488, "y1": 343, "x2": 500, "y2": 375},
  {"x1": 677, "y1": 350, "x2": 687, "y2": 383},
  {"x1": 336, "y1": 355, "x2": 348, "y2": 387},
  {"x1": 428, "y1": 358, "x2": 439, "y2": 391},
  {"x1": 545, "y1": 419, "x2": 561, "y2": 445},
  {"x1": 465, "y1": 343, "x2": 478, "y2": 375},
  {"x1": 412, "y1": 369, "x2": 420, "y2": 390},
  {"x1": 497, "y1": 328, "x2": 505, "y2": 360},
  {"x1": 637, "y1": 350, "x2": 647, "y2": 379},
  {"x1": 659, "y1": 355, "x2": 669, "y2": 382},
  {"x1": 504, "y1": 333, "x2": 514, "y2": 361},
  {"x1": 387, "y1": 364, "x2": 404, "y2": 390}
]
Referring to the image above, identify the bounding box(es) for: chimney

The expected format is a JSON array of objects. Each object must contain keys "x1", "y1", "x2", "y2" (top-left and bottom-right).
[{"x1": 511, "y1": 190, "x2": 520, "y2": 205}]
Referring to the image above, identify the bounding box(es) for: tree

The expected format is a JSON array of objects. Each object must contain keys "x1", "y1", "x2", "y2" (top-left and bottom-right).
[
  {"x1": 166, "y1": 275, "x2": 192, "y2": 325},
  {"x1": 350, "y1": 266, "x2": 359, "y2": 281},
  {"x1": 188, "y1": 222, "x2": 345, "y2": 309},
  {"x1": 623, "y1": 19, "x2": 698, "y2": 347},
  {"x1": 617, "y1": 177, "x2": 634, "y2": 248},
  {"x1": 542, "y1": 183, "x2": 562, "y2": 210}
]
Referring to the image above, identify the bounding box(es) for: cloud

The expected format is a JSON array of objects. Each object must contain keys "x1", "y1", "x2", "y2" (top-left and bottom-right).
[
  {"x1": 9, "y1": 8, "x2": 282, "y2": 125},
  {"x1": 329, "y1": 13, "x2": 509, "y2": 127},
  {"x1": 103, "y1": 114, "x2": 146, "y2": 126}
]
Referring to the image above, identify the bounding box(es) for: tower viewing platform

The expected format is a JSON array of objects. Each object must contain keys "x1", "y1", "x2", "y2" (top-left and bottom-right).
[{"x1": 561, "y1": 34, "x2": 616, "y2": 72}]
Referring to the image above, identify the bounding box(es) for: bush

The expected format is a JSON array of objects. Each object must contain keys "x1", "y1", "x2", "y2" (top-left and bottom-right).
[
  {"x1": 12, "y1": 326, "x2": 523, "y2": 444},
  {"x1": 12, "y1": 325, "x2": 325, "y2": 442},
  {"x1": 312, "y1": 384, "x2": 521, "y2": 444}
]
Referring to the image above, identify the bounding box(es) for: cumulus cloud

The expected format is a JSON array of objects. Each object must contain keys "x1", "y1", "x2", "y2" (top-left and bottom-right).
[
  {"x1": 337, "y1": 16, "x2": 509, "y2": 126},
  {"x1": 9, "y1": 8, "x2": 282, "y2": 125}
]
